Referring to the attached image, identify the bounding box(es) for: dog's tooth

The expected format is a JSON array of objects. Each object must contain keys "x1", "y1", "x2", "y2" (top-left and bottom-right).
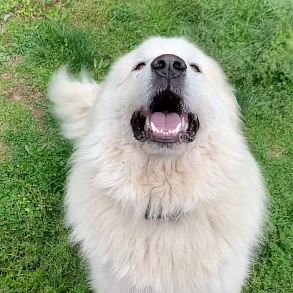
[
  {"x1": 151, "y1": 122, "x2": 157, "y2": 132},
  {"x1": 181, "y1": 116, "x2": 185, "y2": 129},
  {"x1": 174, "y1": 122, "x2": 181, "y2": 133},
  {"x1": 146, "y1": 116, "x2": 150, "y2": 127}
]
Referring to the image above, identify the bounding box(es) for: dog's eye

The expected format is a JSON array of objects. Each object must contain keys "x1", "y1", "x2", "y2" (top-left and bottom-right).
[
  {"x1": 190, "y1": 64, "x2": 201, "y2": 73},
  {"x1": 134, "y1": 62, "x2": 146, "y2": 71}
]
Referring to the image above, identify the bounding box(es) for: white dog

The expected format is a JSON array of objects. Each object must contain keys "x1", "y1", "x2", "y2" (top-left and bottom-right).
[{"x1": 49, "y1": 37, "x2": 266, "y2": 293}]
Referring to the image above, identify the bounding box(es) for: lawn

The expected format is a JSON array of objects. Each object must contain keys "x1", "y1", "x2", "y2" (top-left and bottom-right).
[{"x1": 0, "y1": 0, "x2": 292, "y2": 292}]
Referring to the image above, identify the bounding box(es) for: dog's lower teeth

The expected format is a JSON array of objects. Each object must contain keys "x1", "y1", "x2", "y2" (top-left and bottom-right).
[{"x1": 148, "y1": 121, "x2": 182, "y2": 137}]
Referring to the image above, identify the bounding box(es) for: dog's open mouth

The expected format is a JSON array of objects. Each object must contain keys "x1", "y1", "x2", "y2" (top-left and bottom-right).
[{"x1": 131, "y1": 90, "x2": 199, "y2": 143}]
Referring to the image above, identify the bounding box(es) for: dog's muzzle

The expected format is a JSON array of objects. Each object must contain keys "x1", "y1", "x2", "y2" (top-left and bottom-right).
[{"x1": 131, "y1": 54, "x2": 200, "y2": 144}]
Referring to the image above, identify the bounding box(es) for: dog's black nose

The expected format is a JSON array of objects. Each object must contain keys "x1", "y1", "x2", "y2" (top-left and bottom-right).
[{"x1": 151, "y1": 54, "x2": 187, "y2": 79}]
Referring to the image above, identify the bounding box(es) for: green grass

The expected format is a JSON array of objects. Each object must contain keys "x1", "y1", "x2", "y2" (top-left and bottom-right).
[{"x1": 0, "y1": 0, "x2": 292, "y2": 292}]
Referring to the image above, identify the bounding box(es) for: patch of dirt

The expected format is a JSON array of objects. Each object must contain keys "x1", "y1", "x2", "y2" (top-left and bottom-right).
[
  {"x1": 1, "y1": 72, "x2": 14, "y2": 80},
  {"x1": 7, "y1": 78, "x2": 41, "y2": 102},
  {"x1": 1, "y1": 0, "x2": 70, "y2": 22},
  {"x1": 2, "y1": 79, "x2": 45, "y2": 123},
  {"x1": 4, "y1": 81, "x2": 43, "y2": 105},
  {"x1": 269, "y1": 147, "x2": 285, "y2": 158},
  {"x1": 33, "y1": 107, "x2": 45, "y2": 122},
  {"x1": 9, "y1": 56, "x2": 24, "y2": 66},
  {"x1": 0, "y1": 141, "x2": 11, "y2": 161}
]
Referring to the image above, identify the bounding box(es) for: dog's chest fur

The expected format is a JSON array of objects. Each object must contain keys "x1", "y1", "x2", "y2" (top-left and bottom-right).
[{"x1": 67, "y1": 149, "x2": 259, "y2": 292}]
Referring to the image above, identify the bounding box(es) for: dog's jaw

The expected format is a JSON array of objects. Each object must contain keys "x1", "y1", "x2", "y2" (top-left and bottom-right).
[{"x1": 131, "y1": 89, "x2": 200, "y2": 145}]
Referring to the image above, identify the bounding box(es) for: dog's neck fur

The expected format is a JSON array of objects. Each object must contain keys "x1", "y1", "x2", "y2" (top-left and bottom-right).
[
  {"x1": 132, "y1": 153, "x2": 198, "y2": 221},
  {"x1": 80, "y1": 136, "x2": 235, "y2": 221},
  {"x1": 144, "y1": 199, "x2": 183, "y2": 221}
]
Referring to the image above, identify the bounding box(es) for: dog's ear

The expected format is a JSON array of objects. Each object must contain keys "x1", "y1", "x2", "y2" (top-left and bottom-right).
[
  {"x1": 48, "y1": 66, "x2": 99, "y2": 142},
  {"x1": 105, "y1": 53, "x2": 136, "y2": 87},
  {"x1": 202, "y1": 57, "x2": 240, "y2": 125}
]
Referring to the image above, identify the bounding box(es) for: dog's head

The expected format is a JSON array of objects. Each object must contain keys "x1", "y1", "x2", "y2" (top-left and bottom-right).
[{"x1": 94, "y1": 37, "x2": 239, "y2": 155}]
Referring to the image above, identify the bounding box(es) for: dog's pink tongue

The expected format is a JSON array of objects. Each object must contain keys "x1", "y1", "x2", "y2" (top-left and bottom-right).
[{"x1": 150, "y1": 112, "x2": 180, "y2": 131}]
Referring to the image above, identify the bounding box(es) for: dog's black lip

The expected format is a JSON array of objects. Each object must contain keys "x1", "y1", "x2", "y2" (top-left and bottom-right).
[
  {"x1": 130, "y1": 111, "x2": 147, "y2": 142},
  {"x1": 181, "y1": 113, "x2": 200, "y2": 143}
]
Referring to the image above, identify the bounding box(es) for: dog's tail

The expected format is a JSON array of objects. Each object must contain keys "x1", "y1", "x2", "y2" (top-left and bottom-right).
[{"x1": 48, "y1": 67, "x2": 98, "y2": 141}]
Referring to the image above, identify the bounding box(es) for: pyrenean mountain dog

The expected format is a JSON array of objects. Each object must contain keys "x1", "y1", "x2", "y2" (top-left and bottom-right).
[{"x1": 49, "y1": 37, "x2": 266, "y2": 293}]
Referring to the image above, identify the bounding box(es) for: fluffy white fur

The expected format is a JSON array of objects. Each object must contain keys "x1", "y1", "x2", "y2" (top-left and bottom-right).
[{"x1": 49, "y1": 37, "x2": 266, "y2": 293}]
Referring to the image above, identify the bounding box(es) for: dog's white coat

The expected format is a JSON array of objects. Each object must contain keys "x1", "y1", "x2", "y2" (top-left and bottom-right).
[{"x1": 49, "y1": 37, "x2": 266, "y2": 293}]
